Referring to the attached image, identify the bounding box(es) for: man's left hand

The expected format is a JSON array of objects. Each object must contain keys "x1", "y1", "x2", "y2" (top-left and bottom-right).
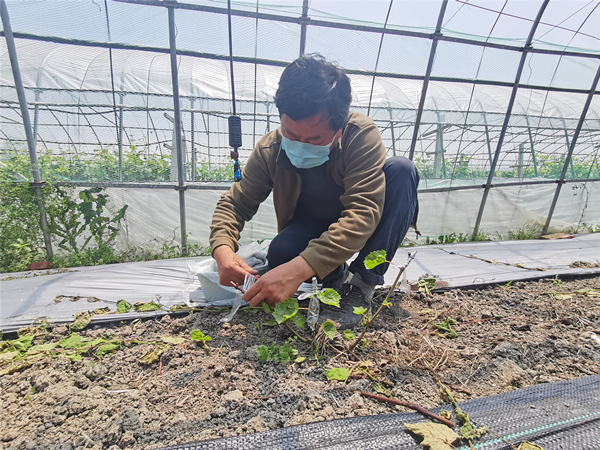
[{"x1": 243, "y1": 256, "x2": 315, "y2": 306}]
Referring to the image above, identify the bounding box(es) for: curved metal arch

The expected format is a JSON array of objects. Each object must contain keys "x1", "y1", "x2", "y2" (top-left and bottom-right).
[{"x1": 472, "y1": 0, "x2": 550, "y2": 239}]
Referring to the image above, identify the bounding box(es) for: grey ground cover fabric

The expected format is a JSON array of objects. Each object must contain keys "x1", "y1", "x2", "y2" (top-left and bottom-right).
[{"x1": 160, "y1": 375, "x2": 600, "y2": 450}]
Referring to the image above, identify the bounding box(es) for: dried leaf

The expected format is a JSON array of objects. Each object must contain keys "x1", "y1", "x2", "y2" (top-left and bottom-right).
[
  {"x1": 138, "y1": 350, "x2": 161, "y2": 365},
  {"x1": 0, "y1": 350, "x2": 19, "y2": 362},
  {"x1": 91, "y1": 307, "x2": 110, "y2": 315},
  {"x1": 69, "y1": 312, "x2": 91, "y2": 332},
  {"x1": 517, "y1": 443, "x2": 545, "y2": 450},
  {"x1": 160, "y1": 336, "x2": 187, "y2": 345},
  {"x1": 405, "y1": 422, "x2": 460, "y2": 450},
  {"x1": 0, "y1": 361, "x2": 31, "y2": 376}
]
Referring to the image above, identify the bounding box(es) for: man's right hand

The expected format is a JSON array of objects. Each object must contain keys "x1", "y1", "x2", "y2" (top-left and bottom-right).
[{"x1": 213, "y1": 245, "x2": 258, "y2": 287}]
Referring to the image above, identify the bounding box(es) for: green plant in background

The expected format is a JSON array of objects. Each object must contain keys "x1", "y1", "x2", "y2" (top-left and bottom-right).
[
  {"x1": 425, "y1": 232, "x2": 469, "y2": 245},
  {"x1": 0, "y1": 181, "x2": 49, "y2": 272},
  {"x1": 45, "y1": 186, "x2": 128, "y2": 266},
  {"x1": 508, "y1": 223, "x2": 542, "y2": 240}
]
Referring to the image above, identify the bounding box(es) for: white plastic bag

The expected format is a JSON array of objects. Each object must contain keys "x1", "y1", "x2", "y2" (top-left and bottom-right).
[{"x1": 181, "y1": 241, "x2": 270, "y2": 307}]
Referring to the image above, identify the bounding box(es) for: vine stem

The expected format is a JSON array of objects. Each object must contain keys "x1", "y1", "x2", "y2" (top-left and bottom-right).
[
  {"x1": 284, "y1": 321, "x2": 309, "y2": 343},
  {"x1": 347, "y1": 262, "x2": 404, "y2": 352},
  {"x1": 350, "y1": 389, "x2": 456, "y2": 428}
]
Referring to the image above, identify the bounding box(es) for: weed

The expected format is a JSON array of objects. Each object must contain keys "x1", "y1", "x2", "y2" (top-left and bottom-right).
[
  {"x1": 257, "y1": 337, "x2": 299, "y2": 364},
  {"x1": 508, "y1": 223, "x2": 542, "y2": 240}
]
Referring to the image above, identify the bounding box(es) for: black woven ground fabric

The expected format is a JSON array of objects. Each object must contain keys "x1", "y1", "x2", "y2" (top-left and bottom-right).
[{"x1": 160, "y1": 375, "x2": 600, "y2": 450}]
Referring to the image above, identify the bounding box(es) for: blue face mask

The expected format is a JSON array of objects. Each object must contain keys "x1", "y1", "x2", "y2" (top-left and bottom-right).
[{"x1": 281, "y1": 135, "x2": 335, "y2": 169}]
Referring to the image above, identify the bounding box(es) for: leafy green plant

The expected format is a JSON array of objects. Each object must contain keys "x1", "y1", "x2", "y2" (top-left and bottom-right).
[
  {"x1": 46, "y1": 186, "x2": 127, "y2": 256},
  {"x1": 257, "y1": 337, "x2": 299, "y2": 364},
  {"x1": 190, "y1": 329, "x2": 212, "y2": 348},
  {"x1": 431, "y1": 317, "x2": 458, "y2": 338},
  {"x1": 425, "y1": 233, "x2": 469, "y2": 245}
]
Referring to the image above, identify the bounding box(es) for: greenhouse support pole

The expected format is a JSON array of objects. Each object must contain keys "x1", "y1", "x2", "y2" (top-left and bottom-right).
[
  {"x1": 118, "y1": 93, "x2": 124, "y2": 181},
  {"x1": 518, "y1": 143, "x2": 524, "y2": 178},
  {"x1": 525, "y1": 115, "x2": 538, "y2": 176},
  {"x1": 542, "y1": 63, "x2": 600, "y2": 235},
  {"x1": 472, "y1": 0, "x2": 548, "y2": 239},
  {"x1": 299, "y1": 0, "x2": 309, "y2": 57},
  {"x1": 388, "y1": 108, "x2": 396, "y2": 157},
  {"x1": 190, "y1": 98, "x2": 196, "y2": 181},
  {"x1": 482, "y1": 112, "x2": 493, "y2": 168},
  {"x1": 561, "y1": 119, "x2": 575, "y2": 179},
  {"x1": 167, "y1": 5, "x2": 188, "y2": 255},
  {"x1": 408, "y1": 0, "x2": 447, "y2": 161},
  {"x1": 1, "y1": 0, "x2": 53, "y2": 259}
]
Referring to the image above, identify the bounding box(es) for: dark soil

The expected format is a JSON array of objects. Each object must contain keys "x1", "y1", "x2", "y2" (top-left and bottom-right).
[{"x1": 1, "y1": 275, "x2": 600, "y2": 450}]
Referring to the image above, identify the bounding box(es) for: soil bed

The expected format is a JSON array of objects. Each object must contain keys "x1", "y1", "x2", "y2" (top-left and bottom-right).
[{"x1": 1, "y1": 274, "x2": 600, "y2": 450}]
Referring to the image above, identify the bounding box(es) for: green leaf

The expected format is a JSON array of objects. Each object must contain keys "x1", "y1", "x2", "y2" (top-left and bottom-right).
[
  {"x1": 432, "y1": 317, "x2": 458, "y2": 338},
  {"x1": 190, "y1": 329, "x2": 211, "y2": 342},
  {"x1": 62, "y1": 352, "x2": 82, "y2": 362},
  {"x1": 96, "y1": 343, "x2": 119, "y2": 358},
  {"x1": 272, "y1": 297, "x2": 299, "y2": 324},
  {"x1": 343, "y1": 330, "x2": 356, "y2": 340},
  {"x1": 291, "y1": 313, "x2": 306, "y2": 329},
  {"x1": 69, "y1": 312, "x2": 91, "y2": 332},
  {"x1": 85, "y1": 338, "x2": 108, "y2": 348},
  {"x1": 257, "y1": 345, "x2": 270, "y2": 362},
  {"x1": 317, "y1": 288, "x2": 341, "y2": 307},
  {"x1": 59, "y1": 334, "x2": 87, "y2": 349},
  {"x1": 26, "y1": 343, "x2": 58, "y2": 355},
  {"x1": 353, "y1": 306, "x2": 367, "y2": 315},
  {"x1": 364, "y1": 250, "x2": 387, "y2": 270},
  {"x1": 295, "y1": 356, "x2": 306, "y2": 364},
  {"x1": 10, "y1": 335, "x2": 34, "y2": 352},
  {"x1": 135, "y1": 302, "x2": 161, "y2": 312},
  {"x1": 321, "y1": 320, "x2": 338, "y2": 340},
  {"x1": 260, "y1": 301, "x2": 272, "y2": 315},
  {"x1": 117, "y1": 300, "x2": 132, "y2": 313},
  {"x1": 326, "y1": 367, "x2": 351, "y2": 381},
  {"x1": 263, "y1": 319, "x2": 278, "y2": 326},
  {"x1": 404, "y1": 422, "x2": 460, "y2": 450},
  {"x1": 160, "y1": 336, "x2": 187, "y2": 345}
]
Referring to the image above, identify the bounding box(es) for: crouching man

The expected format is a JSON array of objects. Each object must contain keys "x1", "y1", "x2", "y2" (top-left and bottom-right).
[{"x1": 209, "y1": 54, "x2": 419, "y2": 329}]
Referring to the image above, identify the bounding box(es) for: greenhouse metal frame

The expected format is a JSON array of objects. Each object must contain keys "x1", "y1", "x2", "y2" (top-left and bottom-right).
[{"x1": 1, "y1": 0, "x2": 599, "y2": 256}]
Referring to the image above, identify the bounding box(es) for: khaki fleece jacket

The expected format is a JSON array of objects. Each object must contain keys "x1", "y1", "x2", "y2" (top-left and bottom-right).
[{"x1": 209, "y1": 111, "x2": 386, "y2": 279}]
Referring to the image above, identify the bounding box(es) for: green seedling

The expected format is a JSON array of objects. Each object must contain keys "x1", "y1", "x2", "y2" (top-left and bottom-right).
[
  {"x1": 438, "y1": 380, "x2": 487, "y2": 445},
  {"x1": 257, "y1": 337, "x2": 298, "y2": 364},
  {"x1": 190, "y1": 329, "x2": 212, "y2": 348}
]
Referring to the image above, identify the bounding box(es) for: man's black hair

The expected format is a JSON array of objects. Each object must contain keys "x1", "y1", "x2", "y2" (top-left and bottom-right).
[{"x1": 274, "y1": 54, "x2": 352, "y2": 131}]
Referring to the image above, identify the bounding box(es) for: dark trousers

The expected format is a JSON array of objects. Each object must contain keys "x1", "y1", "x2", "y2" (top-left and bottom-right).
[{"x1": 267, "y1": 156, "x2": 419, "y2": 285}]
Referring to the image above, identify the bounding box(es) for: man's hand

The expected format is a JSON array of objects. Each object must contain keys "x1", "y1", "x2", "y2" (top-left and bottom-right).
[
  {"x1": 213, "y1": 245, "x2": 258, "y2": 286},
  {"x1": 243, "y1": 256, "x2": 315, "y2": 307}
]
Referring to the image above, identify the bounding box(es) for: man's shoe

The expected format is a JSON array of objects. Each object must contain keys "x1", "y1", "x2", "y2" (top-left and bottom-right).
[
  {"x1": 322, "y1": 263, "x2": 349, "y2": 293},
  {"x1": 318, "y1": 283, "x2": 372, "y2": 330}
]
